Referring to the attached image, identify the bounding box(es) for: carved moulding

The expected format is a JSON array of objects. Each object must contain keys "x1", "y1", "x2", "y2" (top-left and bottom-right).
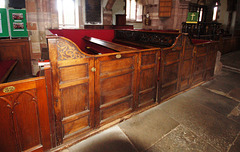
[{"x1": 57, "y1": 38, "x2": 86, "y2": 61}]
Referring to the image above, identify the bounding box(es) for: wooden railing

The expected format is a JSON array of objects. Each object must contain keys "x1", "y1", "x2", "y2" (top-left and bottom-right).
[
  {"x1": 182, "y1": 22, "x2": 221, "y2": 40},
  {"x1": 46, "y1": 33, "x2": 219, "y2": 147}
]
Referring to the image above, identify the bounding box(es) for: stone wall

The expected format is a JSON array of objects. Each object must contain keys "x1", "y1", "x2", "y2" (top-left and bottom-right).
[
  {"x1": 142, "y1": 0, "x2": 190, "y2": 30},
  {"x1": 25, "y1": 0, "x2": 58, "y2": 61}
]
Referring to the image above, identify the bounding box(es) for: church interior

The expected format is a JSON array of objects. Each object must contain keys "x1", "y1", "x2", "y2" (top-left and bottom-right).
[{"x1": 0, "y1": 0, "x2": 240, "y2": 151}]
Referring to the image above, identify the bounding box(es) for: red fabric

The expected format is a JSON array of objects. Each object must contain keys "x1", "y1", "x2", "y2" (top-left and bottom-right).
[
  {"x1": 0, "y1": 60, "x2": 16, "y2": 81},
  {"x1": 49, "y1": 29, "x2": 115, "y2": 51},
  {"x1": 191, "y1": 39, "x2": 210, "y2": 44},
  {"x1": 120, "y1": 29, "x2": 179, "y2": 33},
  {"x1": 84, "y1": 41, "x2": 116, "y2": 54}
]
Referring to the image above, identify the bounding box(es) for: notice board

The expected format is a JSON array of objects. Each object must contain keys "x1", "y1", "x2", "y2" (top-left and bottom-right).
[
  {"x1": 0, "y1": 8, "x2": 9, "y2": 37},
  {"x1": 8, "y1": 9, "x2": 28, "y2": 37}
]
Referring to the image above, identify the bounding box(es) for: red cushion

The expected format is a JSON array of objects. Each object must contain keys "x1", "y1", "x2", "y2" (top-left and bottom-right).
[
  {"x1": 191, "y1": 39, "x2": 209, "y2": 44},
  {"x1": 49, "y1": 29, "x2": 115, "y2": 51},
  {"x1": 0, "y1": 60, "x2": 17, "y2": 81}
]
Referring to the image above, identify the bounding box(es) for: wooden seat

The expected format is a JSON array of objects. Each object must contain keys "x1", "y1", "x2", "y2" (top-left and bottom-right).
[
  {"x1": 112, "y1": 38, "x2": 154, "y2": 49},
  {"x1": 0, "y1": 60, "x2": 17, "y2": 83},
  {"x1": 83, "y1": 36, "x2": 137, "y2": 53}
]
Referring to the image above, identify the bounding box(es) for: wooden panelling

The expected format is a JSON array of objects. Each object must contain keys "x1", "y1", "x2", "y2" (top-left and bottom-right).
[
  {"x1": 137, "y1": 50, "x2": 159, "y2": 108},
  {"x1": 163, "y1": 63, "x2": 179, "y2": 84},
  {"x1": 63, "y1": 115, "x2": 89, "y2": 136},
  {"x1": 46, "y1": 34, "x2": 218, "y2": 148},
  {"x1": 161, "y1": 83, "x2": 177, "y2": 98},
  {"x1": 0, "y1": 77, "x2": 51, "y2": 152},
  {"x1": 100, "y1": 57, "x2": 133, "y2": 74},
  {"x1": 140, "y1": 68, "x2": 155, "y2": 91},
  {"x1": 100, "y1": 73, "x2": 133, "y2": 105},
  {"x1": 196, "y1": 45, "x2": 207, "y2": 56},
  {"x1": 192, "y1": 55, "x2": 206, "y2": 84},
  {"x1": 0, "y1": 39, "x2": 31, "y2": 79},
  {"x1": 95, "y1": 53, "x2": 138, "y2": 126},
  {"x1": 180, "y1": 37, "x2": 194, "y2": 90},
  {"x1": 61, "y1": 84, "x2": 89, "y2": 117},
  {"x1": 60, "y1": 64, "x2": 88, "y2": 82},
  {"x1": 100, "y1": 98, "x2": 132, "y2": 121},
  {"x1": 180, "y1": 60, "x2": 192, "y2": 90},
  {"x1": 164, "y1": 50, "x2": 180, "y2": 65},
  {"x1": 48, "y1": 37, "x2": 95, "y2": 144}
]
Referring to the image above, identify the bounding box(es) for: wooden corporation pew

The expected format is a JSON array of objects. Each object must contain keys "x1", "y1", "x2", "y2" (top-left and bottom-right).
[
  {"x1": 46, "y1": 30, "x2": 219, "y2": 148},
  {"x1": 0, "y1": 29, "x2": 219, "y2": 151}
]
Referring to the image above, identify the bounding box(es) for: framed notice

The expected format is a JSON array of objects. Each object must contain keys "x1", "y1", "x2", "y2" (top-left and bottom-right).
[
  {"x1": 85, "y1": 0, "x2": 101, "y2": 24},
  {"x1": 0, "y1": 8, "x2": 9, "y2": 37},
  {"x1": 8, "y1": 9, "x2": 28, "y2": 37}
]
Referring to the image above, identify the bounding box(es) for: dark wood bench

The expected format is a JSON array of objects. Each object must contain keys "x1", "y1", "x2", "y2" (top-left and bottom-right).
[
  {"x1": 113, "y1": 29, "x2": 180, "y2": 49},
  {"x1": 0, "y1": 60, "x2": 17, "y2": 83},
  {"x1": 112, "y1": 38, "x2": 154, "y2": 49},
  {"x1": 83, "y1": 36, "x2": 137, "y2": 54}
]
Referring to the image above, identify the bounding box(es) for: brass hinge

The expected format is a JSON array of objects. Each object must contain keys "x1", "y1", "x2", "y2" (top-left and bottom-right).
[{"x1": 91, "y1": 67, "x2": 96, "y2": 72}]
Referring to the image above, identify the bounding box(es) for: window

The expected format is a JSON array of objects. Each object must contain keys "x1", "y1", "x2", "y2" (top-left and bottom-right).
[
  {"x1": 212, "y1": 2, "x2": 218, "y2": 21},
  {"x1": 199, "y1": 8, "x2": 203, "y2": 22},
  {"x1": 126, "y1": 0, "x2": 143, "y2": 22},
  {"x1": 0, "y1": 0, "x2": 5, "y2": 8},
  {"x1": 57, "y1": 0, "x2": 79, "y2": 28}
]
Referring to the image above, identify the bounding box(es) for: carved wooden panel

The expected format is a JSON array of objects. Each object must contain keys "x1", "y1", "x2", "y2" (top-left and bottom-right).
[
  {"x1": 0, "y1": 77, "x2": 51, "y2": 152},
  {"x1": 95, "y1": 53, "x2": 138, "y2": 126},
  {"x1": 137, "y1": 50, "x2": 159, "y2": 107},
  {"x1": 48, "y1": 37, "x2": 95, "y2": 144},
  {"x1": 57, "y1": 38, "x2": 86, "y2": 61}
]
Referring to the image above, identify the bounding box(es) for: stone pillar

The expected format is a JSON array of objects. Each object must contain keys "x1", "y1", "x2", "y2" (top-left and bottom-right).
[
  {"x1": 25, "y1": 0, "x2": 58, "y2": 74},
  {"x1": 103, "y1": 0, "x2": 116, "y2": 25},
  {"x1": 103, "y1": 9, "x2": 113, "y2": 25},
  {"x1": 214, "y1": 51, "x2": 222, "y2": 75},
  {"x1": 26, "y1": 0, "x2": 58, "y2": 59},
  {"x1": 142, "y1": 0, "x2": 189, "y2": 30}
]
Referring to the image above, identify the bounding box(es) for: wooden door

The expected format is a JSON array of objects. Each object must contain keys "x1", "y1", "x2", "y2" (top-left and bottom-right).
[
  {"x1": 192, "y1": 44, "x2": 207, "y2": 84},
  {"x1": 137, "y1": 50, "x2": 159, "y2": 108},
  {"x1": 94, "y1": 53, "x2": 138, "y2": 126},
  {"x1": 159, "y1": 36, "x2": 182, "y2": 101},
  {"x1": 48, "y1": 37, "x2": 95, "y2": 144},
  {"x1": 180, "y1": 36, "x2": 194, "y2": 91},
  {"x1": 0, "y1": 77, "x2": 51, "y2": 152}
]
